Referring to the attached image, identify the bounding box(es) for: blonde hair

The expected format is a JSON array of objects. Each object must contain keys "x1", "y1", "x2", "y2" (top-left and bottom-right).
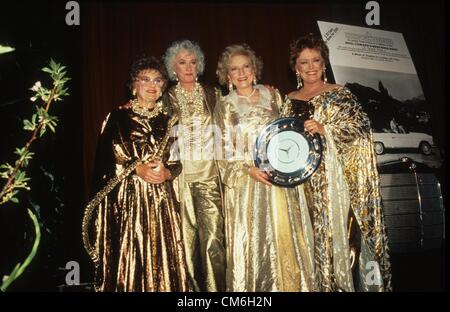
[{"x1": 216, "y1": 44, "x2": 263, "y2": 86}]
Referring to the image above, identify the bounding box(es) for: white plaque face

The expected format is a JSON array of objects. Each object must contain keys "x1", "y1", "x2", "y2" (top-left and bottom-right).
[
  {"x1": 255, "y1": 117, "x2": 323, "y2": 187},
  {"x1": 267, "y1": 131, "x2": 309, "y2": 173}
]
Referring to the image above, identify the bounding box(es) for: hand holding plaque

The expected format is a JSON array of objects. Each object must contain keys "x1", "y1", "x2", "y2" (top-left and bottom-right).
[{"x1": 254, "y1": 117, "x2": 323, "y2": 187}]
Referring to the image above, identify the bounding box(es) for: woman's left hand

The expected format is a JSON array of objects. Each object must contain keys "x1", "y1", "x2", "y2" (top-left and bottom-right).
[{"x1": 304, "y1": 119, "x2": 325, "y2": 136}]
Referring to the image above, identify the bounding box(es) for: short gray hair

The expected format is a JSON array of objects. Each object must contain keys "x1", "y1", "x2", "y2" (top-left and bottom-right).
[{"x1": 163, "y1": 40, "x2": 206, "y2": 81}]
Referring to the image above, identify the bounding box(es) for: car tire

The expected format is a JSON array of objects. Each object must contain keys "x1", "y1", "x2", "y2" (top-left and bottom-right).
[
  {"x1": 419, "y1": 141, "x2": 432, "y2": 155},
  {"x1": 374, "y1": 142, "x2": 385, "y2": 155}
]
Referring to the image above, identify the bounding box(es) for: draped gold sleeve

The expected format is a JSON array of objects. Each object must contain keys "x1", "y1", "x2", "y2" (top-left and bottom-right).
[
  {"x1": 315, "y1": 87, "x2": 392, "y2": 291},
  {"x1": 279, "y1": 96, "x2": 291, "y2": 118},
  {"x1": 213, "y1": 96, "x2": 252, "y2": 189},
  {"x1": 272, "y1": 88, "x2": 284, "y2": 111},
  {"x1": 318, "y1": 90, "x2": 371, "y2": 148}
]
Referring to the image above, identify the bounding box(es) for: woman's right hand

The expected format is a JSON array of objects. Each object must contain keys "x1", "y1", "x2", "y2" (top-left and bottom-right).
[
  {"x1": 136, "y1": 161, "x2": 169, "y2": 184},
  {"x1": 248, "y1": 166, "x2": 272, "y2": 186}
]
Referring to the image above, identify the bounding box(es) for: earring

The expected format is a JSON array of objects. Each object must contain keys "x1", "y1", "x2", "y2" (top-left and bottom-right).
[
  {"x1": 195, "y1": 76, "x2": 198, "y2": 82},
  {"x1": 228, "y1": 80, "x2": 234, "y2": 93},
  {"x1": 132, "y1": 89, "x2": 137, "y2": 97},
  {"x1": 174, "y1": 72, "x2": 178, "y2": 82},
  {"x1": 253, "y1": 76, "x2": 257, "y2": 85},
  {"x1": 323, "y1": 67, "x2": 328, "y2": 84},
  {"x1": 296, "y1": 71, "x2": 302, "y2": 89}
]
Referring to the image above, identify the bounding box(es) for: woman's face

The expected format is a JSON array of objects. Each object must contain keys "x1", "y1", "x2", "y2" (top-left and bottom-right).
[
  {"x1": 133, "y1": 69, "x2": 165, "y2": 104},
  {"x1": 295, "y1": 48, "x2": 325, "y2": 85},
  {"x1": 173, "y1": 49, "x2": 198, "y2": 84},
  {"x1": 227, "y1": 54, "x2": 255, "y2": 91}
]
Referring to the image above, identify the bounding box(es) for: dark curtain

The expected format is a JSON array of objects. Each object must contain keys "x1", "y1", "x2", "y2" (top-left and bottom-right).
[{"x1": 82, "y1": 1, "x2": 446, "y2": 200}]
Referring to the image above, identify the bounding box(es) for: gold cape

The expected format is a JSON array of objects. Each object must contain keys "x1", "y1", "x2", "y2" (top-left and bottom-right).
[{"x1": 281, "y1": 86, "x2": 392, "y2": 291}]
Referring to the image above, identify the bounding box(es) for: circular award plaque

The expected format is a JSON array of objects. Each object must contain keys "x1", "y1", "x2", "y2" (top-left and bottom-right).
[{"x1": 254, "y1": 117, "x2": 323, "y2": 187}]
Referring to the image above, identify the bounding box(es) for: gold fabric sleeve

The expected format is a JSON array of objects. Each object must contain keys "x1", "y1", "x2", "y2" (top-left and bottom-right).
[
  {"x1": 213, "y1": 95, "x2": 250, "y2": 188},
  {"x1": 282, "y1": 86, "x2": 392, "y2": 291}
]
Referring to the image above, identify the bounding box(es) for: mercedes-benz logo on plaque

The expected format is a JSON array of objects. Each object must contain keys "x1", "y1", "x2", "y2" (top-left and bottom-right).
[{"x1": 254, "y1": 117, "x2": 323, "y2": 187}]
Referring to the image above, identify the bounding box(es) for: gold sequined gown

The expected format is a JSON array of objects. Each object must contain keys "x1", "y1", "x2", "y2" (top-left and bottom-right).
[
  {"x1": 85, "y1": 104, "x2": 189, "y2": 292},
  {"x1": 281, "y1": 86, "x2": 392, "y2": 291},
  {"x1": 214, "y1": 85, "x2": 317, "y2": 292}
]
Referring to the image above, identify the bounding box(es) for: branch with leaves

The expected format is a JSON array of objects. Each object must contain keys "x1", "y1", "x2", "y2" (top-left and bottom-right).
[
  {"x1": 0, "y1": 59, "x2": 70, "y2": 292},
  {"x1": 0, "y1": 59, "x2": 69, "y2": 205}
]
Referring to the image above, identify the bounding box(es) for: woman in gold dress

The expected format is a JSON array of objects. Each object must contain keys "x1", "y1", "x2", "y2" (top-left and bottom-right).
[
  {"x1": 281, "y1": 34, "x2": 392, "y2": 291},
  {"x1": 214, "y1": 44, "x2": 316, "y2": 292},
  {"x1": 83, "y1": 56, "x2": 189, "y2": 292},
  {"x1": 163, "y1": 40, "x2": 225, "y2": 292}
]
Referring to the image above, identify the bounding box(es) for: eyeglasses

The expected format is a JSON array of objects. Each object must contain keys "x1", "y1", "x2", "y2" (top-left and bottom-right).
[{"x1": 136, "y1": 76, "x2": 165, "y2": 86}]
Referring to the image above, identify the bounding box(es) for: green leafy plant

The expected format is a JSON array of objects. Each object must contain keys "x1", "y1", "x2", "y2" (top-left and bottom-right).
[{"x1": 0, "y1": 59, "x2": 70, "y2": 291}]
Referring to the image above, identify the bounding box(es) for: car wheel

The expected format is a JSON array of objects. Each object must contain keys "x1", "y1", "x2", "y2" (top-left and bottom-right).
[
  {"x1": 419, "y1": 141, "x2": 432, "y2": 155},
  {"x1": 374, "y1": 142, "x2": 385, "y2": 155}
]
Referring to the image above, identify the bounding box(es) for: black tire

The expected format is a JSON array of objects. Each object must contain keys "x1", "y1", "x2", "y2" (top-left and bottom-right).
[
  {"x1": 374, "y1": 142, "x2": 385, "y2": 155},
  {"x1": 419, "y1": 141, "x2": 432, "y2": 155}
]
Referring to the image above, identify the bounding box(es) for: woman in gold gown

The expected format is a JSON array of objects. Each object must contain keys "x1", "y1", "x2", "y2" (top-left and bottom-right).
[
  {"x1": 214, "y1": 44, "x2": 316, "y2": 292},
  {"x1": 281, "y1": 34, "x2": 392, "y2": 291},
  {"x1": 82, "y1": 56, "x2": 189, "y2": 292},
  {"x1": 163, "y1": 40, "x2": 226, "y2": 292}
]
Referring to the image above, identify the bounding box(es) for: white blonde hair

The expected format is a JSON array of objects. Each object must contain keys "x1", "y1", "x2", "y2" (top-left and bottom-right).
[{"x1": 163, "y1": 40, "x2": 205, "y2": 81}]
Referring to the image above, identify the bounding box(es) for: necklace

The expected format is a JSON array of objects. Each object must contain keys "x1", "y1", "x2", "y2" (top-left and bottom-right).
[
  {"x1": 175, "y1": 82, "x2": 205, "y2": 120},
  {"x1": 237, "y1": 88, "x2": 256, "y2": 101},
  {"x1": 131, "y1": 99, "x2": 161, "y2": 118}
]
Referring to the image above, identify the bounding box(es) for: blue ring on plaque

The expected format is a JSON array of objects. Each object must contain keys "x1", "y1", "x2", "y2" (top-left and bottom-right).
[{"x1": 254, "y1": 117, "x2": 323, "y2": 187}]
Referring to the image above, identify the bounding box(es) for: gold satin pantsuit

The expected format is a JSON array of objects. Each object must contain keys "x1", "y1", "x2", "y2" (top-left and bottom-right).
[{"x1": 167, "y1": 84, "x2": 226, "y2": 292}]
